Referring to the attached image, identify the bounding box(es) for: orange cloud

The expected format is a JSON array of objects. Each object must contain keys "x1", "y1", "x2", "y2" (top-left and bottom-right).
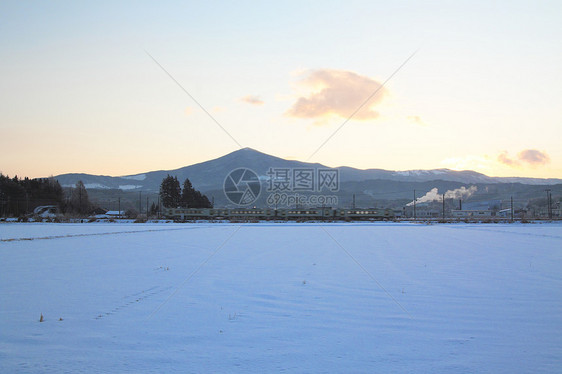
[
  {"x1": 498, "y1": 151, "x2": 518, "y2": 166},
  {"x1": 241, "y1": 95, "x2": 264, "y2": 106},
  {"x1": 518, "y1": 149, "x2": 550, "y2": 165},
  {"x1": 286, "y1": 69, "x2": 387, "y2": 122},
  {"x1": 498, "y1": 149, "x2": 550, "y2": 167}
]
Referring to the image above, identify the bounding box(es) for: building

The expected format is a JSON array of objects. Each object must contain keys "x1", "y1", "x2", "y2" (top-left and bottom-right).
[{"x1": 106, "y1": 210, "x2": 125, "y2": 217}]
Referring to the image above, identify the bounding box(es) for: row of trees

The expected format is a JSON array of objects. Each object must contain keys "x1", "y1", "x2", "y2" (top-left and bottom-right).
[
  {"x1": 160, "y1": 175, "x2": 212, "y2": 208},
  {"x1": 0, "y1": 174, "x2": 63, "y2": 216},
  {"x1": 1, "y1": 173, "x2": 211, "y2": 217},
  {"x1": 0, "y1": 174, "x2": 94, "y2": 217}
]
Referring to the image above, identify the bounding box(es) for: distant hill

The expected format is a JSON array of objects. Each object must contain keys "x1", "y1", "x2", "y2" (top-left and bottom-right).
[
  {"x1": 55, "y1": 147, "x2": 562, "y2": 191},
  {"x1": 54, "y1": 147, "x2": 562, "y2": 208},
  {"x1": 55, "y1": 148, "x2": 325, "y2": 193}
]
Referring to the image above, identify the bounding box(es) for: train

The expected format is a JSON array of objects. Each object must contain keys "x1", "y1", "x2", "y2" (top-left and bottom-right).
[{"x1": 161, "y1": 207, "x2": 394, "y2": 221}]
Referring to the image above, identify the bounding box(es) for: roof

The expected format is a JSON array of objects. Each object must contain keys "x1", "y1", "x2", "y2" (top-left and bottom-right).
[{"x1": 105, "y1": 211, "x2": 125, "y2": 215}]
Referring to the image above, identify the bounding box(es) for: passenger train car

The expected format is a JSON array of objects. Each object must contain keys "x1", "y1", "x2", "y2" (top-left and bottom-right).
[{"x1": 161, "y1": 207, "x2": 394, "y2": 221}]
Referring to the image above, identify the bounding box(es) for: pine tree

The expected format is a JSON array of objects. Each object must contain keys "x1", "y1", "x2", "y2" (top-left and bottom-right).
[
  {"x1": 181, "y1": 178, "x2": 212, "y2": 208},
  {"x1": 159, "y1": 175, "x2": 181, "y2": 208},
  {"x1": 181, "y1": 178, "x2": 196, "y2": 208}
]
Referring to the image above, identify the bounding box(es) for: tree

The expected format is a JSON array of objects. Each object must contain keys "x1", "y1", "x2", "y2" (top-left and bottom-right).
[
  {"x1": 69, "y1": 180, "x2": 91, "y2": 215},
  {"x1": 149, "y1": 202, "x2": 158, "y2": 217},
  {"x1": 194, "y1": 190, "x2": 212, "y2": 208},
  {"x1": 0, "y1": 174, "x2": 25, "y2": 216},
  {"x1": 181, "y1": 178, "x2": 212, "y2": 208},
  {"x1": 180, "y1": 178, "x2": 195, "y2": 208},
  {"x1": 159, "y1": 175, "x2": 181, "y2": 208}
]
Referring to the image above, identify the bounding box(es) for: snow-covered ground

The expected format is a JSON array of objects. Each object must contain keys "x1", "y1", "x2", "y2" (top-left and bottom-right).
[{"x1": 1, "y1": 222, "x2": 561, "y2": 373}]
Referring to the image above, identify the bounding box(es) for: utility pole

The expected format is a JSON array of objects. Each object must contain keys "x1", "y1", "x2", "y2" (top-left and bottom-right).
[
  {"x1": 545, "y1": 189, "x2": 551, "y2": 219},
  {"x1": 442, "y1": 193, "x2": 445, "y2": 221},
  {"x1": 549, "y1": 190, "x2": 553, "y2": 219},
  {"x1": 510, "y1": 196, "x2": 514, "y2": 222},
  {"x1": 413, "y1": 189, "x2": 416, "y2": 220},
  {"x1": 550, "y1": 189, "x2": 552, "y2": 218}
]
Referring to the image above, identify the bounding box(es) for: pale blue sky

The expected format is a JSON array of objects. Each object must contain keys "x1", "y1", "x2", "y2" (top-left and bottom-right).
[{"x1": 1, "y1": 1, "x2": 561, "y2": 178}]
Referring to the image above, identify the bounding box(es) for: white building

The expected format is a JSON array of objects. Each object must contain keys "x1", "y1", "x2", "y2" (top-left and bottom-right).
[{"x1": 105, "y1": 210, "x2": 125, "y2": 217}]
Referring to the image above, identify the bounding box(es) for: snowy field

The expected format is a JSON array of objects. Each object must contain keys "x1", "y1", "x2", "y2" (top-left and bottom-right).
[{"x1": 1, "y1": 222, "x2": 561, "y2": 373}]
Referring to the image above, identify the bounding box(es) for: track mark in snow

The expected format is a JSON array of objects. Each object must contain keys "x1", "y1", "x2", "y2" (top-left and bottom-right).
[
  {"x1": 0, "y1": 225, "x2": 213, "y2": 243},
  {"x1": 94, "y1": 286, "x2": 173, "y2": 320},
  {"x1": 153, "y1": 266, "x2": 170, "y2": 272},
  {"x1": 443, "y1": 225, "x2": 562, "y2": 240},
  {"x1": 147, "y1": 226, "x2": 242, "y2": 319}
]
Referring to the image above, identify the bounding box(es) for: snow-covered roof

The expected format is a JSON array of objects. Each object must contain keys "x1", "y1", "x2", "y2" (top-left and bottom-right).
[{"x1": 106, "y1": 211, "x2": 125, "y2": 216}]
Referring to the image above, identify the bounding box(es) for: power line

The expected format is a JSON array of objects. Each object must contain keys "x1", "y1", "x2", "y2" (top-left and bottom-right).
[
  {"x1": 145, "y1": 50, "x2": 243, "y2": 149},
  {"x1": 320, "y1": 226, "x2": 412, "y2": 319},
  {"x1": 147, "y1": 226, "x2": 241, "y2": 319},
  {"x1": 307, "y1": 50, "x2": 418, "y2": 161}
]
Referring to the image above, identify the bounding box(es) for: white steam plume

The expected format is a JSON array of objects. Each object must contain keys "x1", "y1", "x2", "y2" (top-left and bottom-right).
[
  {"x1": 445, "y1": 186, "x2": 477, "y2": 200},
  {"x1": 407, "y1": 186, "x2": 477, "y2": 206}
]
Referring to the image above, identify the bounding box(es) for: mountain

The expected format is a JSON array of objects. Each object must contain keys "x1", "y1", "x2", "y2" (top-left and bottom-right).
[
  {"x1": 55, "y1": 148, "x2": 562, "y2": 211},
  {"x1": 55, "y1": 148, "x2": 325, "y2": 192},
  {"x1": 55, "y1": 147, "x2": 561, "y2": 192}
]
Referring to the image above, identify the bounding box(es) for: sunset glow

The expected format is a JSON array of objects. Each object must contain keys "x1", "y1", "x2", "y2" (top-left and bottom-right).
[{"x1": 1, "y1": 1, "x2": 560, "y2": 179}]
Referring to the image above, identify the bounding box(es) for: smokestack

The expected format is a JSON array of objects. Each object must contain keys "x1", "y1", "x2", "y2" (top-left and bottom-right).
[{"x1": 459, "y1": 199, "x2": 462, "y2": 210}]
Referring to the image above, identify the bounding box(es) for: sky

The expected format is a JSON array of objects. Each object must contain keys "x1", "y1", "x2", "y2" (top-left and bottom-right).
[{"x1": 1, "y1": 1, "x2": 561, "y2": 179}]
